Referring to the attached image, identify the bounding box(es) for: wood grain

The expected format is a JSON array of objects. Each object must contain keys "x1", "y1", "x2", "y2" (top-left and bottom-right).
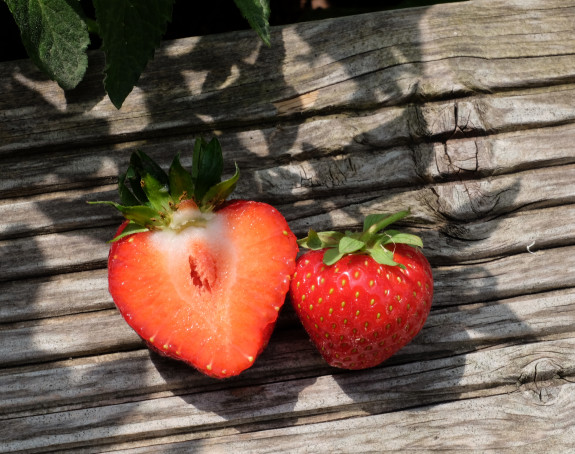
[
  {"x1": 2, "y1": 335, "x2": 575, "y2": 452},
  {"x1": 121, "y1": 381, "x2": 575, "y2": 453},
  {"x1": 0, "y1": 1, "x2": 573, "y2": 156},
  {"x1": 2, "y1": 0, "x2": 575, "y2": 452},
  {"x1": 3, "y1": 163, "x2": 573, "y2": 288},
  {"x1": 2, "y1": 286, "x2": 574, "y2": 421}
]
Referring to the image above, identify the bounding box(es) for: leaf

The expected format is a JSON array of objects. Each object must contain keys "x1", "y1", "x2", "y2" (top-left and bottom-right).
[
  {"x1": 316, "y1": 231, "x2": 345, "y2": 247},
  {"x1": 109, "y1": 221, "x2": 150, "y2": 242},
  {"x1": 116, "y1": 204, "x2": 164, "y2": 227},
  {"x1": 297, "y1": 229, "x2": 323, "y2": 250},
  {"x1": 124, "y1": 165, "x2": 149, "y2": 205},
  {"x1": 168, "y1": 153, "x2": 195, "y2": 201},
  {"x1": 140, "y1": 172, "x2": 171, "y2": 212},
  {"x1": 363, "y1": 213, "x2": 389, "y2": 232},
  {"x1": 201, "y1": 164, "x2": 240, "y2": 211},
  {"x1": 380, "y1": 232, "x2": 424, "y2": 248},
  {"x1": 364, "y1": 210, "x2": 410, "y2": 235},
  {"x1": 128, "y1": 151, "x2": 171, "y2": 211},
  {"x1": 338, "y1": 236, "x2": 366, "y2": 254},
  {"x1": 118, "y1": 170, "x2": 140, "y2": 206},
  {"x1": 368, "y1": 246, "x2": 403, "y2": 268},
  {"x1": 306, "y1": 229, "x2": 324, "y2": 250},
  {"x1": 233, "y1": 0, "x2": 271, "y2": 46},
  {"x1": 131, "y1": 150, "x2": 169, "y2": 187},
  {"x1": 192, "y1": 137, "x2": 224, "y2": 201},
  {"x1": 298, "y1": 229, "x2": 340, "y2": 250},
  {"x1": 88, "y1": 201, "x2": 161, "y2": 227},
  {"x1": 93, "y1": 0, "x2": 174, "y2": 108},
  {"x1": 5, "y1": 0, "x2": 89, "y2": 90},
  {"x1": 323, "y1": 248, "x2": 344, "y2": 266}
]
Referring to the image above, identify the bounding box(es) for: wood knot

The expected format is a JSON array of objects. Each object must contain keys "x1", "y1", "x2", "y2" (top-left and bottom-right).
[{"x1": 518, "y1": 358, "x2": 564, "y2": 405}]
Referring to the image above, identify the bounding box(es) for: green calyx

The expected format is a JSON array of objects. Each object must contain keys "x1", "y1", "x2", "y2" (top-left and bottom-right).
[
  {"x1": 90, "y1": 137, "x2": 239, "y2": 242},
  {"x1": 298, "y1": 210, "x2": 423, "y2": 268}
]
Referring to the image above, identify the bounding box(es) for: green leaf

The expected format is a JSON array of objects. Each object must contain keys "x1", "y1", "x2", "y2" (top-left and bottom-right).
[
  {"x1": 192, "y1": 137, "x2": 224, "y2": 201},
  {"x1": 118, "y1": 170, "x2": 140, "y2": 206},
  {"x1": 131, "y1": 151, "x2": 169, "y2": 187},
  {"x1": 168, "y1": 154, "x2": 195, "y2": 201},
  {"x1": 127, "y1": 151, "x2": 171, "y2": 211},
  {"x1": 109, "y1": 221, "x2": 150, "y2": 242},
  {"x1": 323, "y1": 248, "x2": 344, "y2": 266},
  {"x1": 5, "y1": 0, "x2": 89, "y2": 90},
  {"x1": 201, "y1": 164, "x2": 240, "y2": 211},
  {"x1": 93, "y1": 0, "x2": 174, "y2": 108},
  {"x1": 368, "y1": 246, "x2": 403, "y2": 268},
  {"x1": 316, "y1": 231, "x2": 345, "y2": 247},
  {"x1": 305, "y1": 229, "x2": 324, "y2": 250},
  {"x1": 338, "y1": 236, "x2": 366, "y2": 254},
  {"x1": 140, "y1": 172, "x2": 171, "y2": 212},
  {"x1": 298, "y1": 231, "x2": 344, "y2": 249},
  {"x1": 297, "y1": 229, "x2": 324, "y2": 250},
  {"x1": 380, "y1": 232, "x2": 424, "y2": 248},
  {"x1": 364, "y1": 210, "x2": 411, "y2": 235},
  {"x1": 233, "y1": 0, "x2": 271, "y2": 46},
  {"x1": 89, "y1": 201, "x2": 161, "y2": 227},
  {"x1": 363, "y1": 214, "x2": 389, "y2": 232},
  {"x1": 124, "y1": 165, "x2": 149, "y2": 205}
]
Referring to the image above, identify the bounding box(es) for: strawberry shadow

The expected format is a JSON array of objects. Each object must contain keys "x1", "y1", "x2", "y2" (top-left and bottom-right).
[{"x1": 148, "y1": 323, "x2": 327, "y2": 432}]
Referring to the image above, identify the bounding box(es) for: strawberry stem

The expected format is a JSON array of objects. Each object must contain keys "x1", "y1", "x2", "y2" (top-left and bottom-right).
[
  {"x1": 298, "y1": 210, "x2": 422, "y2": 267},
  {"x1": 89, "y1": 137, "x2": 239, "y2": 241}
]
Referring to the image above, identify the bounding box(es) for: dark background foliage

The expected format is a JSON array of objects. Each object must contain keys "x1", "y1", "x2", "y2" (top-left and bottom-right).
[{"x1": 0, "y1": 0, "x2": 460, "y2": 63}]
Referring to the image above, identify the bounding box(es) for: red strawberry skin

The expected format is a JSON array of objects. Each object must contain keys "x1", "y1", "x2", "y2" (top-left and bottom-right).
[
  {"x1": 108, "y1": 200, "x2": 297, "y2": 378},
  {"x1": 290, "y1": 244, "x2": 433, "y2": 370}
]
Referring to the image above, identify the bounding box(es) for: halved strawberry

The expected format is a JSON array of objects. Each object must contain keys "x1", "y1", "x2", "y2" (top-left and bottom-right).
[{"x1": 92, "y1": 138, "x2": 297, "y2": 378}]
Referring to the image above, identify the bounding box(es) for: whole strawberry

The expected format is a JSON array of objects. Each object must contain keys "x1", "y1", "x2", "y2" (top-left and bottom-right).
[
  {"x1": 92, "y1": 138, "x2": 297, "y2": 378},
  {"x1": 290, "y1": 211, "x2": 432, "y2": 370}
]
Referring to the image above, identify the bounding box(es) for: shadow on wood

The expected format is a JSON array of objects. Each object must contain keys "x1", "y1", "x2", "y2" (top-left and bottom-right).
[{"x1": 2, "y1": 0, "x2": 575, "y2": 451}]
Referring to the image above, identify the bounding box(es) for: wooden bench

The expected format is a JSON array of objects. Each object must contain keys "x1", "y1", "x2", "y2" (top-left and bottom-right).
[{"x1": 2, "y1": 0, "x2": 575, "y2": 451}]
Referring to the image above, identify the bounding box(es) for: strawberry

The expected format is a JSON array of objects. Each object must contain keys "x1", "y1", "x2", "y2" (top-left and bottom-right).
[
  {"x1": 91, "y1": 138, "x2": 297, "y2": 378},
  {"x1": 289, "y1": 211, "x2": 433, "y2": 370}
]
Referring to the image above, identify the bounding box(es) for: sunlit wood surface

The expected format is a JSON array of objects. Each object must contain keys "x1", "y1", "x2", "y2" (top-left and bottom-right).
[{"x1": 2, "y1": 0, "x2": 575, "y2": 451}]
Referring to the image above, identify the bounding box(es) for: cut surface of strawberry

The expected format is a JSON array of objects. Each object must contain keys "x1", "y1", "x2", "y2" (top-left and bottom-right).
[
  {"x1": 93, "y1": 138, "x2": 297, "y2": 378},
  {"x1": 290, "y1": 211, "x2": 433, "y2": 370}
]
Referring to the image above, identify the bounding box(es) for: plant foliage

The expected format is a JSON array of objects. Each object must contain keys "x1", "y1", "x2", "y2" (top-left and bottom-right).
[
  {"x1": 298, "y1": 210, "x2": 424, "y2": 268},
  {"x1": 4, "y1": 0, "x2": 271, "y2": 108}
]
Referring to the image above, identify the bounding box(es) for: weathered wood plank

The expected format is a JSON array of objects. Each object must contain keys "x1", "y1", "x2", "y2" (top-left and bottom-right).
[
  {"x1": 3, "y1": 335, "x2": 574, "y2": 452},
  {"x1": 2, "y1": 1, "x2": 575, "y2": 452},
  {"x1": 115, "y1": 381, "x2": 575, "y2": 453},
  {"x1": 2, "y1": 164, "x2": 574, "y2": 282},
  {"x1": 4, "y1": 94, "x2": 575, "y2": 201},
  {"x1": 0, "y1": 1, "x2": 573, "y2": 155},
  {"x1": 2, "y1": 203, "x2": 574, "y2": 325},
  {"x1": 0, "y1": 227, "x2": 109, "y2": 282},
  {"x1": 4, "y1": 109, "x2": 575, "y2": 240},
  {"x1": 0, "y1": 310, "x2": 142, "y2": 367},
  {"x1": 0, "y1": 269, "x2": 110, "y2": 323},
  {"x1": 0, "y1": 288, "x2": 575, "y2": 419},
  {"x1": 0, "y1": 328, "x2": 320, "y2": 419}
]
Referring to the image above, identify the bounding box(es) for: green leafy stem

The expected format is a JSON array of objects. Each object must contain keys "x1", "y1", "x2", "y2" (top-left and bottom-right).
[
  {"x1": 298, "y1": 210, "x2": 424, "y2": 267},
  {"x1": 89, "y1": 136, "x2": 239, "y2": 242},
  {"x1": 4, "y1": 0, "x2": 271, "y2": 109}
]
